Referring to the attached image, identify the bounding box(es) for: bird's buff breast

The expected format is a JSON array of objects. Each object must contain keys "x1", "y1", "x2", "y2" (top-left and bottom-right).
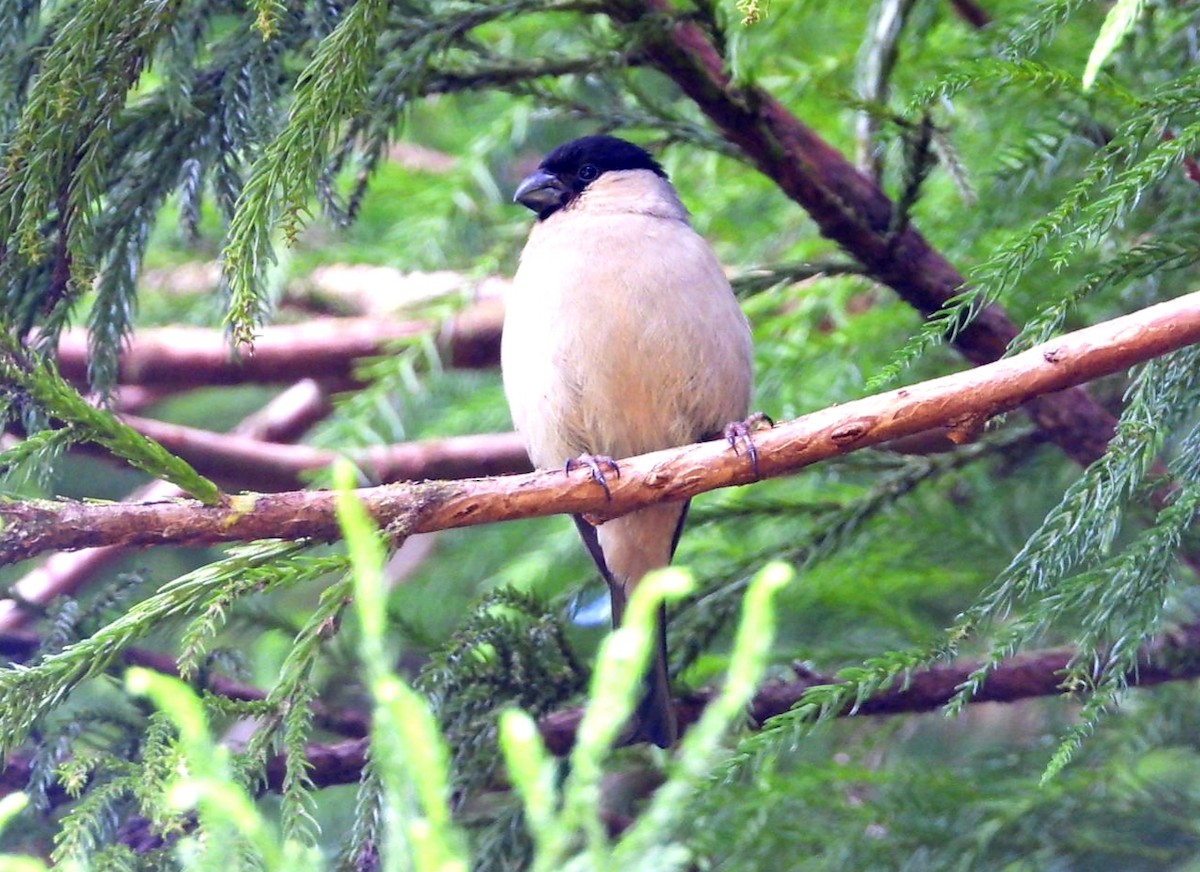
[{"x1": 501, "y1": 214, "x2": 751, "y2": 468}]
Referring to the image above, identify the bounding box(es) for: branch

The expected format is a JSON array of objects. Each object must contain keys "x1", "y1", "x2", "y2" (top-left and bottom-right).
[
  {"x1": 5, "y1": 291, "x2": 1199, "y2": 564},
  {"x1": 53, "y1": 299, "x2": 505, "y2": 387},
  {"x1": 271, "y1": 616, "x2": 1200, "y2": 787},
  {"x1": 422, "y1": 53, "x2": 645, "y2": 95},
  {"x1": 855, "y1": 0, "x2": 918, "y2": 178},
  {"x1": 544, "y1": 617, "x2": 1200, "y2": 755},
  {"x1": 948, "y1": 0, "x2": 991, "y2": 28},
  {"x1": 55, "y1": 265, "x2": 870, "y2": 393},
  {"x1": 6, "y1": 617, "x2": 1199, "y2": 797},
  {"x1": 603, "y1": 0, "x2": 1118, "y2": 467},
  {"x1": 113, "y1": 415, "x2": 530, "y2": 491}
]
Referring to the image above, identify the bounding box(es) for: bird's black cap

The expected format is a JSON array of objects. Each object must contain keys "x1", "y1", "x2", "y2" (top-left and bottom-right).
[
  {"x1": 540, "y1": 135, "x2": 666, "y2": 180},
  {"x1": 514, "y1": 135, "x2": 667, "y2": 220}
]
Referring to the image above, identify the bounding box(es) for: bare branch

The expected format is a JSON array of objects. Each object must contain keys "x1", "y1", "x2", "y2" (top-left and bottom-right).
[
  {"x1": 5, "y1": 291, "x2": 1199, "y2": 564},
  {"x1": 269, "y1": 616, "x2": 1200, "y2": 785},
  {"x1": 948, "y1": 0, "x2": 991, "y2": 28},
  {"x1": 5, "y1": 618, "x2": 1198, "y2": 795},
  {"x1": 112, "y1": 415, "x2": 530, "y2": 491},
  {"x1": 855, "y1": 0, "x2": 919, "y2": 178},
  {"x1": 53, "y1": 299, "x2": 505, "y2": 388},
  {"x1": 542, "y1": 617, "x2": 1200, "y2": 755}
]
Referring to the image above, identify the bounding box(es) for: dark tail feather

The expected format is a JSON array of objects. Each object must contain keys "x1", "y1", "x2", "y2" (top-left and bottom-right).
[
  {"x1": 573, "y1": 514, "x2": 680, "y2": 748},
  {"x1": 607, "y1": 585, "x2": 676, "y2": 748},
  {"x1": 631, "y1": 602, "x2": 677, "y2": 748},
  {"x1": 637, "y1": 499, "x2": 688, "y2": 747}
]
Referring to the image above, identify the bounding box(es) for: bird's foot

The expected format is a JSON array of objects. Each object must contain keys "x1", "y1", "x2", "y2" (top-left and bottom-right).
[
  {"x1": 724, "y1": 411, "x2": 774, "y2": 479},
  {"x1": 565, "y1": 453, "x2": 620, "y2": 500}
]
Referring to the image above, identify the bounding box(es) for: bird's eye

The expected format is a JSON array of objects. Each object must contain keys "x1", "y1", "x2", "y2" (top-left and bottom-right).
[{"x1": 577, "y1": 164, "x2": 599, "y2": 182}]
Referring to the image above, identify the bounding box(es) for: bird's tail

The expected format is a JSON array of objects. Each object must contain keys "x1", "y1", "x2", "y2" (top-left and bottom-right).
[
  {"x1": 606, "y1": 583, "x2": 677, "y2": 748},
  {"x1": 630, "y1": 602, "x2": 677, "y2": 748},
  {"x1": 575, "y1": 507, "x2": 684, "y2": 748}
]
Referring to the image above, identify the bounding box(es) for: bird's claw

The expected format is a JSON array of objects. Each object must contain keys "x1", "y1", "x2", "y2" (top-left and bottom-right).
[
  {"x1": 724, "y1": 411, "x2": 774, "y2": 479},
  {"x1": 566, "y1": 453, "x2": 620, "y2": 500}
]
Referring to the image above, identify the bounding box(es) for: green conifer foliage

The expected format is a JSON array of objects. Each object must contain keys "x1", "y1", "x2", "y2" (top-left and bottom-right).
[{"x1": 2, "y1": 2, "x2": 1200, "y2": 869}]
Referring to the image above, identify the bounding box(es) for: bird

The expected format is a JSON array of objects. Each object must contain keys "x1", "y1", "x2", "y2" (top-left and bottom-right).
[{"x1": 501, "y1": 134, "x2": 755, "y2": 747}]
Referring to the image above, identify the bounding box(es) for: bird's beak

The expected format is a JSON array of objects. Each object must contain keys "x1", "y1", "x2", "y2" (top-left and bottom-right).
[{"x1": 514, "y1": 169, "x2": 569, "y2": 213}]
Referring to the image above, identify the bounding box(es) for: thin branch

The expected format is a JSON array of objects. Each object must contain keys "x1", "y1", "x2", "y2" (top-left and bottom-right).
[
  {"x1": 730, "y1": 260, "x2": 868, "y2": 297},
  {"x1": 109, "y1": 385, "x2": 178, "y2": 414},
  {"x1": 268, "y1": 616, "x2": 1200, "y2": 785},
  {"x1": 5, "y1": 290, "x2": 1199, "y2": 564},
  {"x1": 855, "y1": 0, "x2": 919, "y2": 179},
  {"x1": 223, "y1": 378, "x2": 335, "y2": 443},
  {"x1": 5, "y1": 617, "x2": 1199, "y2": 796},
  {"x1": 603, "y1": 0, "x2": 1119, "y2": 468},
  {"x1": 422, "y1": 52, "x2": 645, "y2": 95},
  {"x1": 112, "y1": 415, "x2": 530, "y2": 491},
  {"x1": 948, "y1": 0, "x2": 990, "y2": 28}
]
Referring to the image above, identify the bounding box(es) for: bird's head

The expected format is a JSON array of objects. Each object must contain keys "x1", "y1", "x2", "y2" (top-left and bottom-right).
[{"x1": 513, "y1": 135, "x2": 667, "y2": 220}]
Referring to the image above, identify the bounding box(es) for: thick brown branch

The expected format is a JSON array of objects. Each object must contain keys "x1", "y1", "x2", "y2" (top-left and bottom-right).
[
  {"x1": 603, "y1": 0, "x2": 1115, "y2": 467},
  {"x1": 5, "y1": 291, "x2": 1199, "y2": 564},
  {"x1": 54, "y1": 299, "x2": 504, "y2": 388}
]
